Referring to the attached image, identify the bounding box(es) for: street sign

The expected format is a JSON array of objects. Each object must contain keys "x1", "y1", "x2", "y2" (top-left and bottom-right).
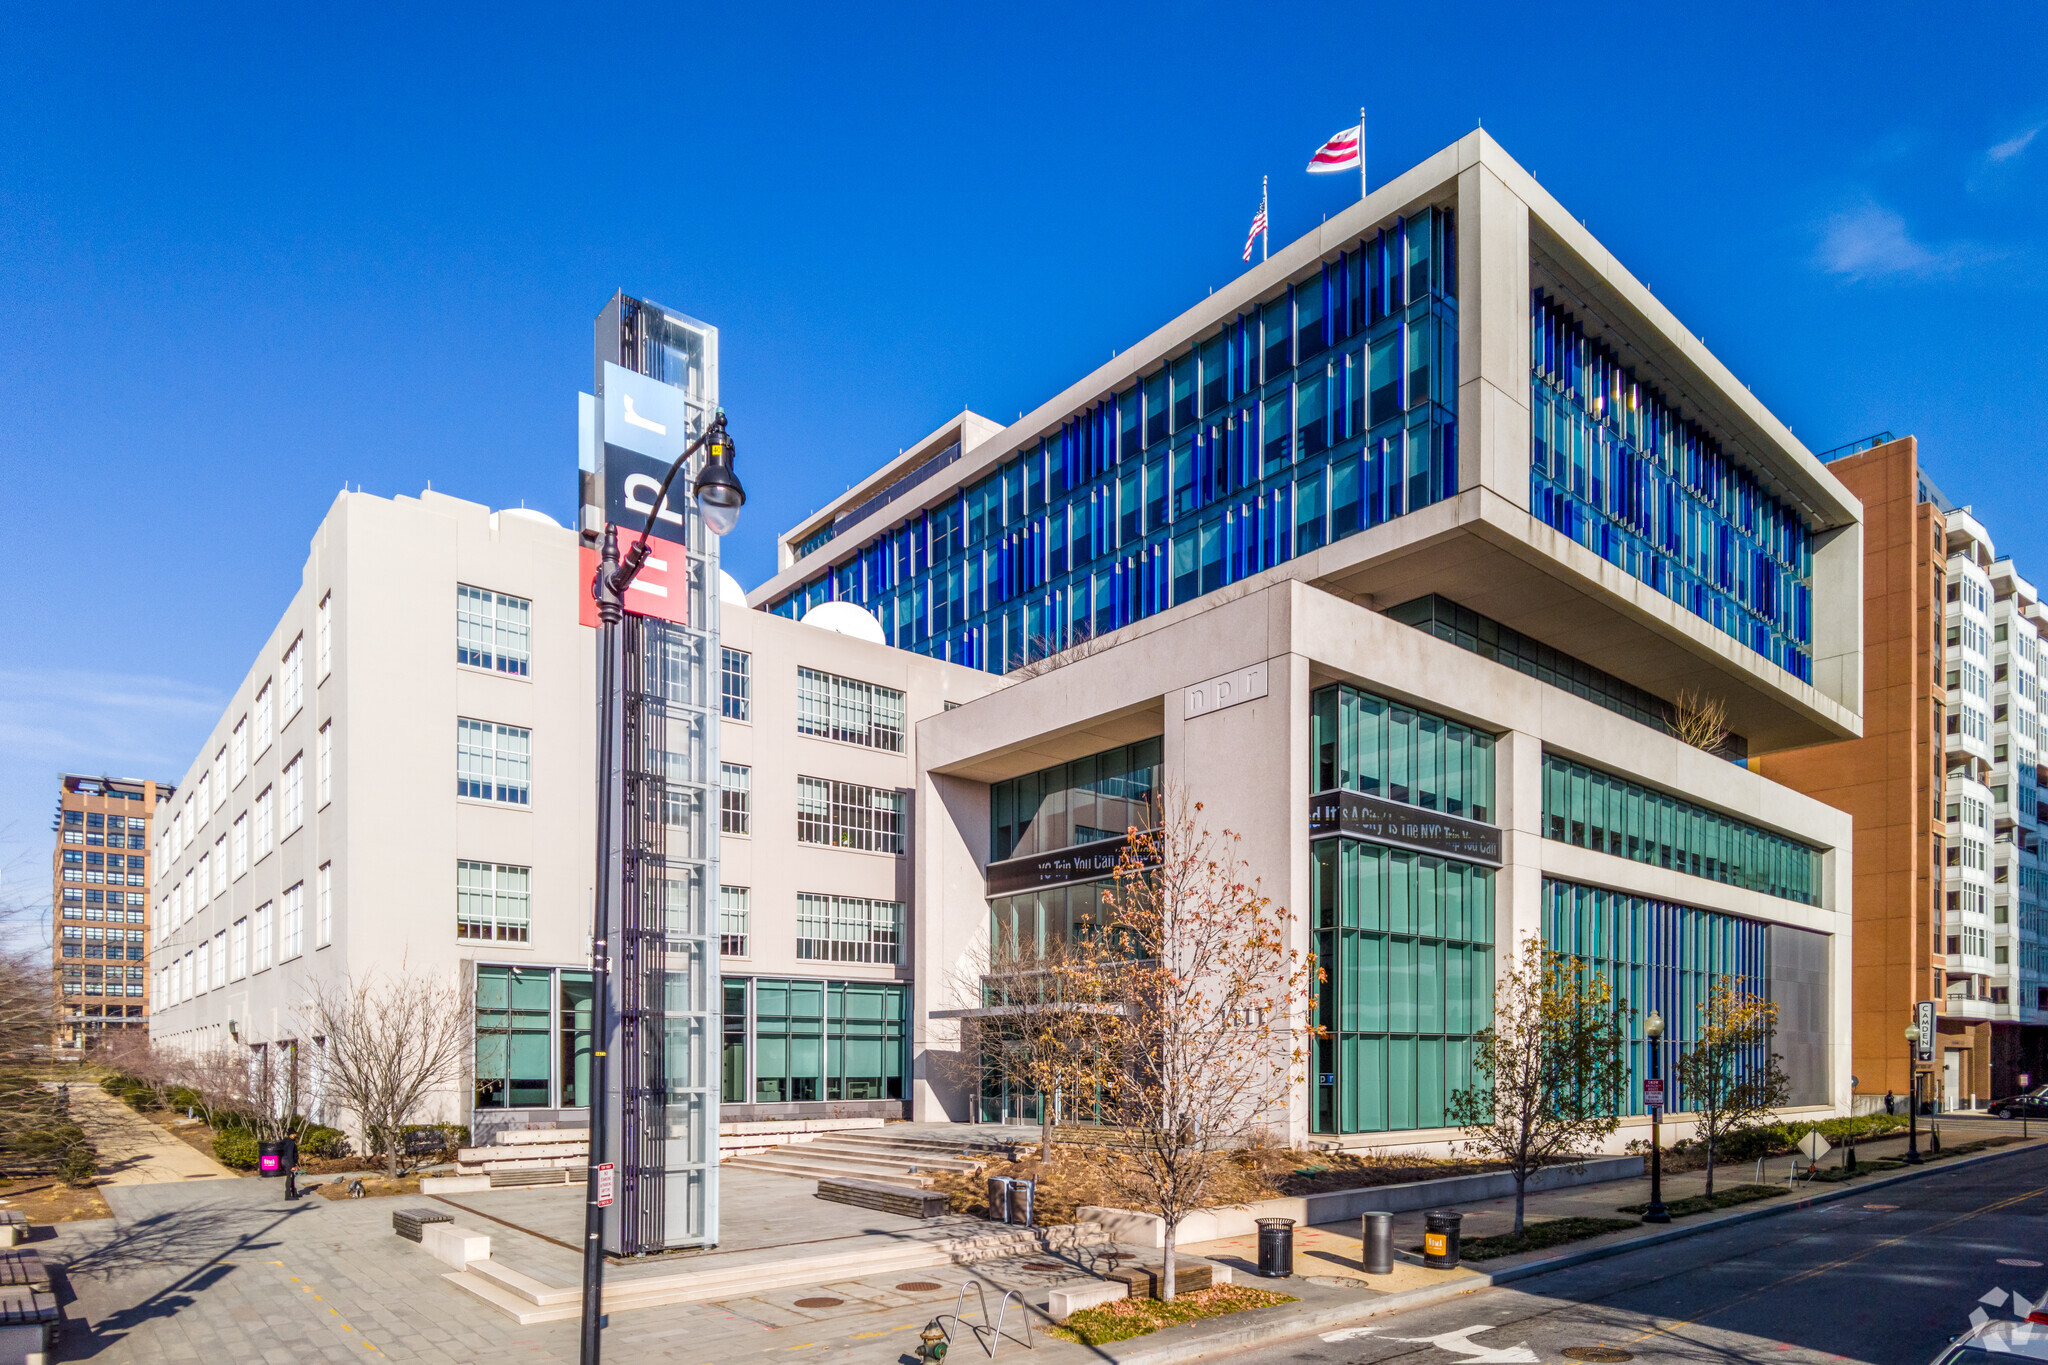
[
  {"x1": 596, "y1": 1162, "x2": 616, "y2": 1208},
  {"x1": 1643, "y1": 1078, "x2": 1665, "y2": 1110},
  {"x1": 1798, "y1": 1131, "x2": 1832, "y2": 1163},
  {"x1": 1915, "y1": 1000, "x2": 1937, "y2": 1063}
]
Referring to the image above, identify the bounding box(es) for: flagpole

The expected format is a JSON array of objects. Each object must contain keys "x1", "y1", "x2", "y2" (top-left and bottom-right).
[
  {"x1": 1359, "y1": 107, "x2": 1368, "y2": 201},
  {"x1": 1261, "y1": 175, "x2": 1269, "y2": 262}
]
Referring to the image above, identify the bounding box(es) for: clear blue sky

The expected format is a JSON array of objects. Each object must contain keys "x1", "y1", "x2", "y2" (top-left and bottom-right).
[{"x1": 2, "y1": 3, "x2": 2044, "y2": 929}]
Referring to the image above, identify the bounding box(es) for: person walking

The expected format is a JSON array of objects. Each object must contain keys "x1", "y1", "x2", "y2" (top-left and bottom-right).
[
  {"x1": 1884, "y1": 1090, "x2": 1896, "y2": 1116},
  {"x1": 284, "y1": 1157, "x2": 300, "y2": 1202}
]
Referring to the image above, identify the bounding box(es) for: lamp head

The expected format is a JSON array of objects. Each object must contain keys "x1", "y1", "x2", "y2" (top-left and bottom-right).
[
  {"x1": 1906, "y1": 1021, "x2": 1921, "y2": 1041},
  {"x1": 692, "y1": 414, "x2": 745, "y2": 536},
  {"x1": 1644, "y1": 1009, "x2": 1663, "y2": 1040}
]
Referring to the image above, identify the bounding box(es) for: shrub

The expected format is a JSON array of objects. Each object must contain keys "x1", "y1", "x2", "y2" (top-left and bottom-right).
[
  {"x1": 58, "y1": 1144, "x2": 99, "y2": 1187},
  {"x1": 213, "y1": 1129, "x2": 259, "y2": 1170},
  {"x1": 99, "y1": 1076, "x2": 126, "y2": 1097},
  {"x1": 299, "y1": 1125, "x2": 350, "y2": 1159}
]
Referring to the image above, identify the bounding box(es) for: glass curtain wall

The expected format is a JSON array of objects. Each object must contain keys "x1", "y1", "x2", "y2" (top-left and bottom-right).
[
  {"x1": 1311, "y1": 839, "x2": 1496, "y2": 1134},
  {"x1": 473, "y1": 965, "x2": 595, "y2": 1111},
  {"x1": 742, "y1": 979, "x2": 908, "y2": 1104},
  {"x1": 1540, "y1": 878, "x2": 1767, "y2": 1117},
  {"x1": 991, "y1": 738, "x2": 1162, "y2": 864},
  {"x1": 1529, "y1": 290, "x2": 1814, "y2": 682},
  {"x1": 1542, "y1": 753, "x2": 1822, "y2": 904},
  {"x1": 770, "y1": 211, "x2": 1459, "y2": 672},
  {"x1": 1310, "y1": 684, "x2": 1495, "y2": 821}
]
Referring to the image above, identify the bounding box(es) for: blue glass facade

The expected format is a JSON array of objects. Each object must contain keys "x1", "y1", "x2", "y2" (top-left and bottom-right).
[
  {"x1": 1529, "y1": 291, "x2": 1815, "y2": 682},
  {"x1": 769, "y1": 210, "x2": 1459, "y2": 670}
]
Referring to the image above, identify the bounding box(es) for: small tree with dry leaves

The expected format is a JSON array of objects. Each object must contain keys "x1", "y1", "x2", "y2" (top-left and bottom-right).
[
  {"x1": 1667, "y1": 687, "x2": 1731, "y2": 753},
  {"x1": 1447, "y1": 936, "x2": 1629, "y2": 1236},
  {"x1": 300, "y1": 966, "x2": 473, "y2": 1177},
  {"x1": 1674, "y1": 976, "x2": 1790, "y2": 1195},
  {"x1": 1093, "y1": 795, "x2": 1319, "y2": 1301}
]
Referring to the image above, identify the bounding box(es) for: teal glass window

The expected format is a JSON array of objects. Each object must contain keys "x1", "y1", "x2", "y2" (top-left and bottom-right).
[
  {"x1": 1312, "y1": 839, "x2": 1495, "y2": 1134},
  {"x1": 750, "y1": 978, "x2": 907, "y2": 1103},
  {"x1": 474, "y1": 965, "x2": 592, "y2": 1110},
  {"x1": 1311, "y1": 683, "x2": 1495, "y2": 822},
  {"x1": 1542, "y1": 754, "x2": 1820, "y2": 905},
  {"x1": 990, "y1": 738, "x2": 1161, "y2": 864}
]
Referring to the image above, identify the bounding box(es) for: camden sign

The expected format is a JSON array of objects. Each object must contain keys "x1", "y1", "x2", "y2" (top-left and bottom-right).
[{"x1": 1308, "y1": 789, "x2": 1503, "y2": 867}]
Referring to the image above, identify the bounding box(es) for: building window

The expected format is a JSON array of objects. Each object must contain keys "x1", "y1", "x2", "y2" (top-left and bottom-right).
[
  {"x1": 318, "y1": 722, "x2": 333, "y2": 806},
  {"x1": 991, "y1": 738, "x2": 1162, "y2": 864},
  {"x1": 232, "y1": 813, "x2": 248, "y2": 877},
  {"x1": 751, "y1": 979, "x2": 907, "y2": 1103},
  {"x1": 253, "y1": 902, "x2": 273, "y2": 972},
  {"x1": 60, "y1": 927, "x2": 81, "y2": 958},
  {"x1": 232, "y1": 715, "x2": 247, "y2": 783},
  {"x1": 796, "y1": 668, "x2": 905, "y2": 752},
  {"x1": 255, "y1": 681, "x2": 273, "y2": 756},
  {"x1": 282, "y1": 882, "x2": 304, "y2": 960},
  {"x1": 318, "y1": 592, "x2": 333, "y2": 678},
  {"x1": 797, "y1": 893, "x2": 904, "y2": 965},
  {"x1": 254, "y1": 786, "x2": 274, "y2": 860},
  {"x1": 719, "y1": 886, "x2": 750, "y2": 957},
  {"x1": 457, "y1": 585, "x2": 532, "y2": 676},
  {"x1": 721, "y1": 648, "x2": 752, "y2": 721},
  {"x1": 796, "y1": 776, "x2": 905, "y2": 853},
  {"x1": 1311, "y1": 683, "x2": 1498, "y2": 821},
  {"x1": 457, "y1": 861, "x2": 531, "y2": 942},
  {"x1": 318, "y1": 863, "x2": 332, "y2": 945},
  {"x1": 282, "y1": 755, "x2": 304, "y2": 838},
  {"x1": 213, "y1": 836, "x2": 226, "y2": 896},
  {"x1": 231, "y1": 918, "x2": 247, "y2": 979},
  {"x1": 458, "y1": 719, "x2": 531, "y2": 805},
  {"x1": 472, "y1": 966, "x2": 596, "y2": 1110},
  {"x1": 212, "y1": 931, "x2": 227, "y2": 988},
  {"x1": 721, "y1": 763, "x2": 751, "y2": 835},
  {"x1": 282, "y1": 637, "x2": 304, "y2": 721}
]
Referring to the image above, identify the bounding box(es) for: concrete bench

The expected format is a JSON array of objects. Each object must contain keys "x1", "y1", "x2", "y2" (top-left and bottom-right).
[
  {"x1": 419, "y1": 1223, "x2": 491, "y2": 1272},
  {"x1": 1048, "y1": 1279, "x2": 1128, "y2": 1321},
  {"x1": 815, "y1": 1177, "x2": 950, "y2": 1219},
  {"x1": 1106, "y1": 1259, "x2": 1220, "y2": 1298},
  {"x1": 0, "y1": 1213, "x2": 26, "y2": 1249}
]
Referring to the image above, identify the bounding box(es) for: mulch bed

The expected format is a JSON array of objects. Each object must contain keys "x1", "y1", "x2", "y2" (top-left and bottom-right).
[{"x1": 1046, "y1": 1283, "x2": 1296, "y2": 1346}]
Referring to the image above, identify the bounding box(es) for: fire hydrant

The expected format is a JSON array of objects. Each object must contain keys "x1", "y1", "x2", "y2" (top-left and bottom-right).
[{"x1": 916, "y1": 1318, "x2": 949, "y2": 1361}]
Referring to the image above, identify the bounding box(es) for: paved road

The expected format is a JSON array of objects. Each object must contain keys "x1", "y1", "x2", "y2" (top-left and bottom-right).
[{"x1": 1235, "y1": 1142, "x2": 2048, "y2": 1365}]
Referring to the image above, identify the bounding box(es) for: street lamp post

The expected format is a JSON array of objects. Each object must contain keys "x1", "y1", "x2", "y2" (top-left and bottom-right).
[
  {"x1": 580, "y1": 411, "x2": 743, "y2": 1365},
  {"x1": 1903, "y1": 1021, "x2": 1923, "y2": 1166},
  {"x1": 1643, "y1": 1009, "x2": 1669, "y2": 1224}
]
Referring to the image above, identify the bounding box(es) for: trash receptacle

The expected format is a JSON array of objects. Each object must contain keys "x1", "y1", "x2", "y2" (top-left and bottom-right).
[
  {"x1": 1360, "y1": 1210, "x2": 1394, "y2": 1275},
  {"x1": 1007, "y1": 1177, "x2": 1035, "y2": 1228},
  {"x1": 1422, "y1": 1210, "x2": 1462, "y2": 1269},
  {"x1": 258, "y1": 1139, "x2": 287, "y2": 1178},
  {"x1": 1255, "y1": 1217, "x2": 1296, "y2": 1278},
  {"x1": 986, "y1": 1176, "x2": 1013, "y2": 1223}
]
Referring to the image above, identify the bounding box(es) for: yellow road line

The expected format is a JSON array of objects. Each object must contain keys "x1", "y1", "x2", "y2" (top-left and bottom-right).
[{"x1": 1629, "y1": 1184, "x2": 2048, "y2": 1346}]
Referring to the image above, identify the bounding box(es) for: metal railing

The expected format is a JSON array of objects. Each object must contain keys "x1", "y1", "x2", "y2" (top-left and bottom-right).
[{"x1": 1810, "y1": 431, "x2": 1896, "y2": 462}]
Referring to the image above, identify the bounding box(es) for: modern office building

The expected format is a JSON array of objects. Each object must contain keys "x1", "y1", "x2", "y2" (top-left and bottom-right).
[
  {"x1": 1760, "y1": 437, "x2": 2047, "y2": 1107},
  {"x1": 755, "y1": 131, "x2": 1862, "y2": 1144},
  {"x1": 50, "y1": 773, "x2": 171, "y2": 1050}
]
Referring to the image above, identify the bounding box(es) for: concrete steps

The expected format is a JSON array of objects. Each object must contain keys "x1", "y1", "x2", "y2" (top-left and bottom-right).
[
  {"x1": 723, "y1": 1134, "x2": 987, "y2": 1185},
  {"x1": 442, "y1": 1220, "x2": 1107, "y2": 1324}
]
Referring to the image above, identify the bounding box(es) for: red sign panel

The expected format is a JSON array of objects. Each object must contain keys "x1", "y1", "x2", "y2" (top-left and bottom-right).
[
  {"x1": 1643, "y1": 1078, "x2": 1665, "y2": 1109},
  {"x1": 596, "y1": 1162, "x2": 615, "y2": 1207},
  {"x1": 578, "y1": 531, "x2": 691, "y2": 628}
]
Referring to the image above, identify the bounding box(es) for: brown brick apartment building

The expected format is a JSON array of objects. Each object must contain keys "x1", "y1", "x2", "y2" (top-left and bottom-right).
[{"x1": 51, "y1": 774, "x2": 171, "y2": 1050}]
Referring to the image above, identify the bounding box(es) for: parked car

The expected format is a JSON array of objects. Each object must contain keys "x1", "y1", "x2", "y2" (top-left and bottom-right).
[
  {"x1": 1928, "y1": 1319, "x2": 2048, "y2": 1363},
  {"x1": 1986, "y1": 1087, "x2": 2048, "y2": 1120}
]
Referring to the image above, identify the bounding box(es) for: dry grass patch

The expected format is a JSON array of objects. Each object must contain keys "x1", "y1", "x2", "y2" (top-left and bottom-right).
[
  {"x1": 315, "y1": 1173, "x2": 422, "y2": 1200},
  {"x1": 0, "y1": 1176, "x2": 112, "y2": 1223}
]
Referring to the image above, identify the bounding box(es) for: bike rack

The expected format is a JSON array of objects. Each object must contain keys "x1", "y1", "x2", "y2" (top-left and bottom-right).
[{"x1": 943, "y1": 1280, "x2": 1035, "y2": 1357}]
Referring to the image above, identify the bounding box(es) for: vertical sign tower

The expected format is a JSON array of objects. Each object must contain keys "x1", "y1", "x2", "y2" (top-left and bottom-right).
[{"x1": 584, "y1": 293, "x2": 723, "y2": 1252}]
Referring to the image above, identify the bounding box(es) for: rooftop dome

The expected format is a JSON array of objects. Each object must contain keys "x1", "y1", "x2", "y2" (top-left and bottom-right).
[
  {"x1": 800, "y1": 600, "x2": 886, "y2": 644},
  {"x1": 719, "y1": 570, "x2": 749, "y2": 608},
  {"x1": 493, "y1": 506, "x2": 562, "y2": 530}
]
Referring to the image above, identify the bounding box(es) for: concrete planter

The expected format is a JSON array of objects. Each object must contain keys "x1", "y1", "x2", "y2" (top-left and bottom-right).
[{"x1": 1078, "y1": 1154, "x2": 1644, "y2": 1247}]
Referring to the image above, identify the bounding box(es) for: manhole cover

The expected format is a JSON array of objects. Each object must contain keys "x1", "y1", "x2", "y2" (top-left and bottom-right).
[
  {"x1": 897, "y1": 1282, "x2": 943, "y2": 1292},
  {"x1": 2001, "y1": 1258, "x2": 2045, "y2": 1268},
  {"x1": 1562, "y1": 1349, "x2": 1635, "y2": 1363},
  {"x1": 794, "y1": 1297, "x2": 844, "y2": 1309},
  {"x1": 1023, "y1": 1261, "x2": 1063, "y2": 1271}
]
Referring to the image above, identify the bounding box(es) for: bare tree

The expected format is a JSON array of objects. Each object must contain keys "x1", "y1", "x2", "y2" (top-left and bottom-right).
[
  {"x1": 1667, "y1": 687, "x2": 1731, "y2": 753},
  {"x1": 177, "y1": 1035, "x2": 264, "y2": 1133},
  {"x1": 1674, "y1": 976, "x2": 1790, "y2": 1196},
  {"x1": 300, "y1": 966, "x2": 472, "y2": 1178},
  {"x1": 0, "y1": 949, "x2": 54, "y2": 1063},
  {"x1": 1092, "y1": 796, "x2": 1318, "y2": 1301},
  {"x1": 1010, "y1": 631, "x2": 1106, "y2": 680},
  {"x1": 96, "y1": 1030, "x2": 179, "y2": 1110},
  {"x1": 1446, "y1": 937, "x2": 1629, "y2": 1236}
]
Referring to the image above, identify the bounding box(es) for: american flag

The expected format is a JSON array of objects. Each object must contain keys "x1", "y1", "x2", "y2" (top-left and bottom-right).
[
  {"x1": 1306, "y1": 124, "x2": 1362, "y2": 173},
  {"x1": 1242, "y1": 184, "x2": 1268, "y2": 262}
]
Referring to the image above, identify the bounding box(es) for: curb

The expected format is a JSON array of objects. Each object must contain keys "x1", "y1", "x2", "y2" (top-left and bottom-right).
[{"x1": 1098, "y1": 1136, "x2": 2048, "y2": 1365}]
